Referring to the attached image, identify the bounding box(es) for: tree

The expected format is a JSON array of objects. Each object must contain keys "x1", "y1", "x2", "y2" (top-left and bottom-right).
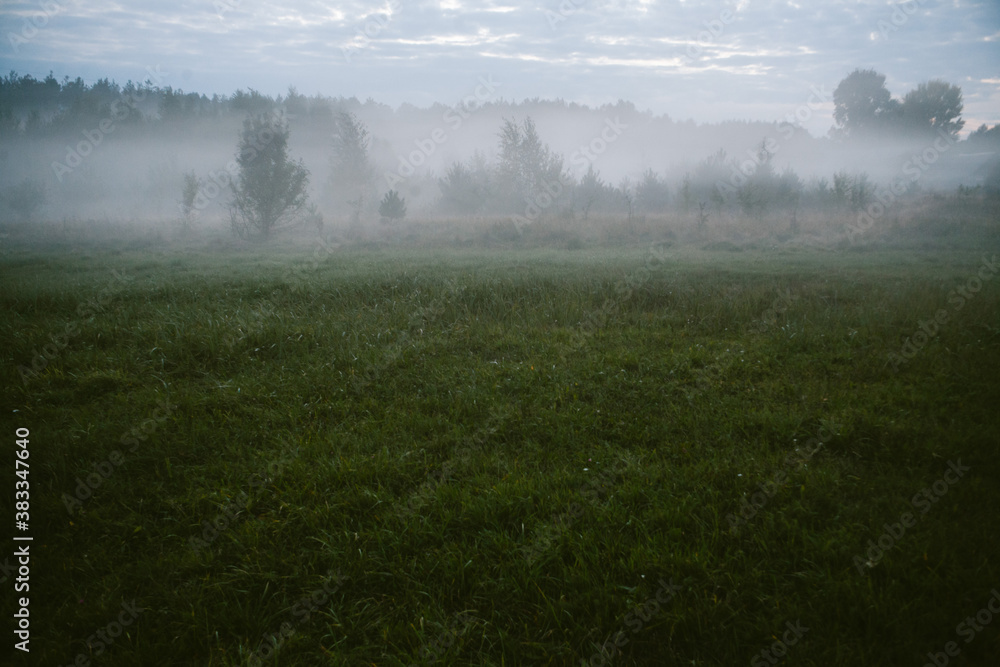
[
  {"x1": 378, "y1": 190, "x2": 406, "y2": 223},
  {"x1": 494, "y1": 117, "x2": 565, "y2": 212},
  {"x1": 832, "y1": 68, "x2": 901, "y2": 139},
  {"x1": 968, "y1": 123, "x2": 1000, "y2": 147},
  {"x1": 832, "y1": 171, "x2": 874, "y2": 212},
  {"x1": 230, "y1": 88, "x2": 274, "y2": 116},
  {"x1": 679, "y1": 173, "x2": 693, "y2": 213},
  {"x1": 159, "y1": 86, "x2": 184, "y2": 122},
  {"x1": 775, "y1": 167, "x2": 803, "y2": 210},
  {"x1": 617, "y1": 177, "x2": 635, "y2": 224},
  {"x1": 901, "y1": 80, "x2": 964, "y2": 139},
  {"x1": 229, "y1": 112, "x2": 310, "y2": 240},
  {"x1": 180, "y1": 171, "x2": 199, "y2": 232},
  {"x1": 330, "y1": 110, "x2": 373, "y2": 223},
  {"x1": 439, "y1": 156, "x2": 489, "y2": 215},
  {"x1": 283, "y1": 85, "x2": 307, "y2": 118},
  {"x1": 735, "y1": 140, "x2": 778, "y2": 217},
  {"x1": 635, "y1": 168, "x2": 670, "y2": 213},
  {"x1": 575, "y1": 164, "x2": 604, "y2": 220},
  {"x1": 690, "y1": 149, "x2": 730, "y2": 209},
  {"x1": 848, "y1": 172, "x2": 874, "y2": 211}
]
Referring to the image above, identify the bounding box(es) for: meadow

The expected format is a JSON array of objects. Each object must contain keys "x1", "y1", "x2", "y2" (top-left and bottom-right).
[{"x1": 1, "y1": 220, "x2": 999, "y2": 666}]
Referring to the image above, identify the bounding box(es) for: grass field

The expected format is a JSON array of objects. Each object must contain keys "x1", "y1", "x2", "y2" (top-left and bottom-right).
[{"x1": 2, "y1": 231, "x2": 999, "y2": 665}]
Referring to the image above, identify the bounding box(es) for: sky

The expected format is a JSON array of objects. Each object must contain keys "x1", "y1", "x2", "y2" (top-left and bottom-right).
[{"x1": 2, "y1": 0, "x2": 999, "y2": 138}]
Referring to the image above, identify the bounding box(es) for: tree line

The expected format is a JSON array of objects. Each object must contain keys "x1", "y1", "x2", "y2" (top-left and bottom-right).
[
  {"x1": 2, "y1": 68, "x2": 998, "y2": 237},
  {"x1": 831, "y1": 68, "x2": 967, "y2": 140}
]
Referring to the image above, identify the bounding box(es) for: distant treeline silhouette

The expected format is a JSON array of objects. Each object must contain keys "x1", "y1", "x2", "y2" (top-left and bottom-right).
[{"x1": 1, "y1": 69, "x2": 998, "y2": 228}]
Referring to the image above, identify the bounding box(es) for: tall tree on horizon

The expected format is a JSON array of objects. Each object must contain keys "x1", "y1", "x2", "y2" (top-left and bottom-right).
[
  {"x1": 901, "y1": 80, "x2": 965, "y2": 139},
  {"x1": 832, "y1": 68, "x2": 901, "y2": 139}
]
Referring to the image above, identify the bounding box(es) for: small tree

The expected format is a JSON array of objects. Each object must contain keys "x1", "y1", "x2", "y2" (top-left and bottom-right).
[
  {"x1": 439, "y1": 158, "x2": 489, "y2": 215},
  {"x1": 618, "y1": 177, "x2": 635, "y2": 224},
  {"x1": 691, "y1": 149, "x2": 730, "y2": 210},
  {"x1": 832, "y1": 171, "x2": 852, "y2": 208},
  {"x1": 734, "y1": 139, "x2": 778, "y2": 218},
  {"x1": 696, "y1": 201, "x2": 708, "y2": 231},
  {"x1": 330, "y1": 110, "x2": 373, "y2": 224},
  {"x1": 679, "y1": 173, "x2": 693, "y2": 213},
  {"x1": 495, "y1": 116, "x2": 565, "y2": 213},
  {"x1": 229, "y1": 112, "x2": 310, "y2": 240},
  {"x1": 775, "y1": 167, "x2": 803, "y2": 210},
  {"x1": 832, "y1": 171, "x2": 874, "y2": 212},
  {"x1": 848, "y1": 172, "x2": 874, "y2": 212},
  {"x1": 378, "y1": 190, "x2": 406, "y2": 223},
  {"x1": 635, "y1": 168, "x2": 670, "y2": 213},
  {"x1": 180, "y1": 171, "x2": 200, "y2": 232},
  {"x1": 576, "y1": 164, "x2": 603, "y2": 220}
]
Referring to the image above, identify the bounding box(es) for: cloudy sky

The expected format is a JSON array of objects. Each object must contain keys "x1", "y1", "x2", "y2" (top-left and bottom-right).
[{"x1": 2, "y1": 0, "x2": 998, "y2": 137}]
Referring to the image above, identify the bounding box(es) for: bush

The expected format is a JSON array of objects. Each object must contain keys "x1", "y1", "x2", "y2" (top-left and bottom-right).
[{"x1": 378, "y1": 190, "x2": 407, "y2": 223}]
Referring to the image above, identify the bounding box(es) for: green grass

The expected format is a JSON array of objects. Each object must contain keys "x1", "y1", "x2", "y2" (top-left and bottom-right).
[{"x1": 2, "y1": 238, "x2": 999, "y2": 665}]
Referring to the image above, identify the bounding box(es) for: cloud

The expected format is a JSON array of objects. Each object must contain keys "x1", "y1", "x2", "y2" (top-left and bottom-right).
[{"x1": 0, "y1": 0, "x2": 997, "y2": 134}]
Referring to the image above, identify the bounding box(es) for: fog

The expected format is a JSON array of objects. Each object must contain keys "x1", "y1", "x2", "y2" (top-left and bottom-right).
[
  {"x1": 4, "y1": 5, "x2": 1000, "y2": 662},
  {"x1": 1, "y1": 72, "x2": 998, "y2": 244}
]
